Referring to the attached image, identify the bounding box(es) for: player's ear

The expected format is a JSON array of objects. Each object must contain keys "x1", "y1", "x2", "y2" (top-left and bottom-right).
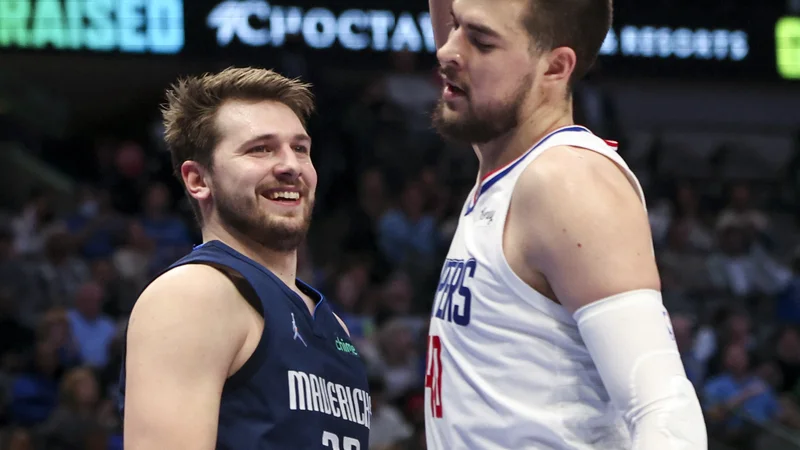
[
  {"x1": 182, "y1": 161, "x2": 211, "y2": 202},
  {"x1": 542, "y1": 46, "x2": 576, "y2": 84}
]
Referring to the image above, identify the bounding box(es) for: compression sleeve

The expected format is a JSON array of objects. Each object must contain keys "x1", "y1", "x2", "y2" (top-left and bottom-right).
[{"x1": 573, "y1": 289, "x2": 708, "y2": 450}]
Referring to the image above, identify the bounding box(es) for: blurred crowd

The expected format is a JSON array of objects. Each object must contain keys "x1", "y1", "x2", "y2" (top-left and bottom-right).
[{"x1": 0, "y1": 52, "x2": 798, "y2": 450}]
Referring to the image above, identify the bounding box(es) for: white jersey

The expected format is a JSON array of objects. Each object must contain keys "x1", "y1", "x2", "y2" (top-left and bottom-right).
[{"x1": 424, "y1": 126, "x2": 646, "y2": 450}]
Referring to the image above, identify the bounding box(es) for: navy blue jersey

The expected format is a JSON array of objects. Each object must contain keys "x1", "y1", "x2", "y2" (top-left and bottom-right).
[{"x1": 119, "y1": 240, "x2": 371, "y2": 450}]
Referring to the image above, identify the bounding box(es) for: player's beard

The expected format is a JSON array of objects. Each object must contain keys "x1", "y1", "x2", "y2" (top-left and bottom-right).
[
  {"x1": 432, "y1": 73, "x2": 532, "y2": 144},
  {"x1": 214, "y1": 184, "x2": 313, "y2": 253}
]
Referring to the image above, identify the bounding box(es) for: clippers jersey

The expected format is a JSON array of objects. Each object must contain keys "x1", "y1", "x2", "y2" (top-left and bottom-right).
[
  {"x1": 119, "y1": 240, "x2": 370, "y2": 450},
  {"x1": 425, "y1": 126, "x2": 646, "y2": 449}
]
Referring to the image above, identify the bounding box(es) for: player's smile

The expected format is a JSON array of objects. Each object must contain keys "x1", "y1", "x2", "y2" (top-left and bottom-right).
[{"x1": 261, "y1": 186, "x2": 304, "y2": 208}]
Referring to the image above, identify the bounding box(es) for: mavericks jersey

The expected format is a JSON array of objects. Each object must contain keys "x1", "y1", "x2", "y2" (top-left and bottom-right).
[
  {"x1": 119, "y1": 240, "x2": 370, "y2": 450},
  {"x1": 425, "y1": 126, "x2": 645, "y2": 449}
]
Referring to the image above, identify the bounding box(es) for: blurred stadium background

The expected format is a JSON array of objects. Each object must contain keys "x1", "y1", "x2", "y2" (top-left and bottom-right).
[{"x1": 1, "y1": 0, "x2": 800, "y2": 449}]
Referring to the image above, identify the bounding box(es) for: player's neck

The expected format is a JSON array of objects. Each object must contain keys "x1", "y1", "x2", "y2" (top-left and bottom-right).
[
  {"x1": 202, "y1": 221, "x2": 298, "y2": 288},
  {"x1": 475, "y1": 101, "x2": 574, "y2": 181}
]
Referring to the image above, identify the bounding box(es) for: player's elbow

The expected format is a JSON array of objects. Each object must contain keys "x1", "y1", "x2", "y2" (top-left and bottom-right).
[{"x1": 629, "y1": 391, "x2": 708, "y2": 450}]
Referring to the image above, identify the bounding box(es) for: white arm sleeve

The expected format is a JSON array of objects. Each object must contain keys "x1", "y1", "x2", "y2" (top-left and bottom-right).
[{"x1": 573, "y1": 289, "x2": 708, "y2": 450}]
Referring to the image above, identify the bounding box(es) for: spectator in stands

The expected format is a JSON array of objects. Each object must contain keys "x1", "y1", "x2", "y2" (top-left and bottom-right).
[
  {"x1": 39, "y1": 367, "x2": 107, "y2": 450},
  {"x1": 138, "y1": 181, "x2": 192, "y2": 271},
  {"x1": 657, "y1": 218, "x2": 716, "y2": 298},
  {"x1": 419, "y1": 166, "x2": 450, "y2": 222},
  {"x1": 377, "y1": 271, "x2": 425, "y2": 337},
  {"x1": 67, "y1": 283, "x2": 115, "y2": 368},
  {"x1": 112, "y1": 221, "x2": 155, "y2": 297},
  {"x1": 96, "y1": 324, "x2": 125, "y2": 401},
  {"x1": 704, "y1": 343, "x2": 778, "y2": 447},
  {"x1": 381, "y1": 51, "x2": 440, "y2": 134},
  {"x1": 702, "y1": 309, "x2": 757, "y2": 381},
  {"x1": 707, "y1": 218, "x2": 791, "y2": 299},
  {"x1": 329, "y1": 259, "x2": 375, "y2": 343},
  {"x1": 775, "y1": 250, "x2": 800, "y2": 324},
  {"x1": 649, "y1": 182, "x2": 713, "y2": 251},
  {"x1": 3, "y1": 426, "x2": 35, "y2": 450},
  {"x1": 27, "y1": 231, "x2": 90, "y2": 324},
  {"x1": 775, "y1": 327, "x2": 800, "y2": 395},
  {"x1": 671, "y1": 313, "x2": 705, "y2": 388},
  {"x1": 372, "y1": 318, "x2": 422, "y2": 401},
  {"x1": 378, "y1": 179, "x2": 439, "y2": 268},
  {"x1": 106, "y1": 142, "x2": 148, "y2": 215},
  {"x1": 0, "y1": 226, "x2": 33, "y2": 310},
  {"x1": 343, "y1": 168, "x2": 389, "y2": 257},
  {"x1": 37, "y1": 308, "x2": 81, "y2": 370},
  {"x1": 368, "y1": 376, "x2": 412, "y2": 450},
  {"x1": 0, "y1": 290, "x2": 34, "y2": 372},
  {"x1": 88, "y1": 259, "x2": 128, "y2": 318},
  {"x1": 9, "y1": 341, "x2": 61, "y2": 426},
  {"x1": 388, "y1": 393, "x2": 426, "y2": 450},
  {"x1": 11, "y1": 189, "x2": 63, "y2": 257},
  {"x1": 717, "y1": 182, "x2": 770, "y2": 237},
  {"x1": 65, "y1": 186, "x2": 124, "y2": 261}
]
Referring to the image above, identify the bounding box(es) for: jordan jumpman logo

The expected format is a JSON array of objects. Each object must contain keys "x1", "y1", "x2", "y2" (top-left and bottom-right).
[{"x1": 291, "y1": 313, "x2": 307, "y2": 347}]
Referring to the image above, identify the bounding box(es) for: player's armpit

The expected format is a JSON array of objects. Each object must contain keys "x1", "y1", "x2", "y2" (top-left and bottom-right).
[
  {"x1": 123, "y1": 265, "x2": 249, "y2": 450},
  {"x1": 518, "y1": 146, "x2": 660, "y2": 314}
]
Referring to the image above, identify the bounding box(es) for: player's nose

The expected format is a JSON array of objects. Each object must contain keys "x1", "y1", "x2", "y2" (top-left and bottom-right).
[
  {"x1": 436, "y1": 35, "x2": 465, "y2": 69},
  {"x1": 273, "y1": 146, "x2": 302, "y2": 182}
]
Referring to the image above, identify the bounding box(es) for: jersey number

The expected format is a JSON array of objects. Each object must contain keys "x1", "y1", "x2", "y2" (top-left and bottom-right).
[
  {"x1": 424, "y1": 335, "x2": 443, "y2": 418},
  {"x1": 322, "y1": 431, "x2": 360, "y2": 450}
]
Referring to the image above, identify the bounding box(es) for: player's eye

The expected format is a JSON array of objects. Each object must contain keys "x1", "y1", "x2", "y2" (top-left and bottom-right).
[
  {"x1": 293, "y1": 145, "x2": 310, "y2": 154},
  {"x1": 248, "y1": 145, "x2": 271, "y2": 153},
  {"x1": 470, "y1": 37, "x2": 493, "y2": 52}
]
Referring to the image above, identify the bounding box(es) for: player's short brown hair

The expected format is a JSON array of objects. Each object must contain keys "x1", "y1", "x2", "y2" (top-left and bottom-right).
[
  {"x1": 161, "y1": 67, "x2": 315, "y2": 223},
  {"x1": 522, "y1": 0, "x2": 612, "y2": 85}
]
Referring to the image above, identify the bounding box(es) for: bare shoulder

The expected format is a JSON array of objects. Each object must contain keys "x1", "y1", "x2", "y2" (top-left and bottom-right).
[
  {"x1": 128, "y1": 264, "x2": 248, "y2": 360},
  {"x1": 132, "y1": 264, "x2": 245, "y2": 327},
  {"x1": 515, "y1": 145, "x2": 641, "y2": 209},
  {"x1": 512, "y1": 145, "x2": 659, "y2": 312}
]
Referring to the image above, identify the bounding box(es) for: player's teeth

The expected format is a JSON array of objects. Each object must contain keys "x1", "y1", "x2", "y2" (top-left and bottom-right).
[{"x1": 270, "y1": 192, "x2": 299, "y2": 200}]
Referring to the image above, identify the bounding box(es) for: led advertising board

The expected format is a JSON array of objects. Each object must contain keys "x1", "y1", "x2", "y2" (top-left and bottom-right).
[{"x1": 0, "y1": 0, "x2": 796, "y2": 81}]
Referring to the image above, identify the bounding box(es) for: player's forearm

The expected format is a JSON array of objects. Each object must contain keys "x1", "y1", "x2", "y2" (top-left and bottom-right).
[
  {"x1": 429, "y1": 0, "x2": 452, "y2": 49},
  {"x1": 574, "y1": 290, "x2": 708, "y2": 449}
]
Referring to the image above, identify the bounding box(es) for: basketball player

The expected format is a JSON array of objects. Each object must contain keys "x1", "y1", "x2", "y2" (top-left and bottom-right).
[
  {"x1": 120, "y1": 68, "x2": 370, "y2": 449},
  {"x1": 423, "y1": 0, "x2": 707, "y2": 449}
]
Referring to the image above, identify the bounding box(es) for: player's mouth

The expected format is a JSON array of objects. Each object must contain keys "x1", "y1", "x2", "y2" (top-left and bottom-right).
[
  {"x1": 443, "y1": 81, "x2": 467, "y2": 101},
  {"x1": 262, "y1": 188, "x2": 302, "y2": 207}
]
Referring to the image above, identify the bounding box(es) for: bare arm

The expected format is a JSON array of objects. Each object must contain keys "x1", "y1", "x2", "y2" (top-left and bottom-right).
[
  {"x1": 123, "y1": 265, "x2": 248, "y2": 450},
  {"x1": 521, "y1": 147, "x2": 659, "y2": 312},
  {"x1": 519, "y1": 147, "x2": 707, "y2": 448},
  {"x1": 429, "y1": 0, "x2": 453, "y2": 49}
]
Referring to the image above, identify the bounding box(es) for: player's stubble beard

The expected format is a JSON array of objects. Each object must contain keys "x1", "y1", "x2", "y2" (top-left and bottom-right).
[
  {"x1": 432, "y1": 71, "x2": 533, "y2": 144},
  {"x1": 214, "y1": 182, "x2": 314, "y2": 253}
]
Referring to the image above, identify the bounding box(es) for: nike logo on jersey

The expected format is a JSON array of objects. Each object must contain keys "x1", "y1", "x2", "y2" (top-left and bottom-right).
[
  {"x1": 432, "y1": 258, "x2": 477, "y2": 326},
  {"x1": 291, "y1": 313, "x2": 307, "y2": 347}
]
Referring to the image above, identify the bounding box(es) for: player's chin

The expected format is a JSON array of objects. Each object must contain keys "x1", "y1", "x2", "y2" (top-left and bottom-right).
[{"x1": 441, "y1": 97, "x2": 469, "y2": 113}]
